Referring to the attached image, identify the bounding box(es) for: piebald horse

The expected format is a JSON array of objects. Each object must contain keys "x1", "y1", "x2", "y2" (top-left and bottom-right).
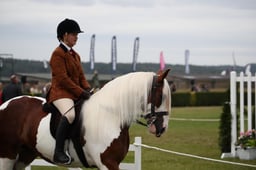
[{"x1": 0, "y1": 70, "x2": 171, "y2": 170}]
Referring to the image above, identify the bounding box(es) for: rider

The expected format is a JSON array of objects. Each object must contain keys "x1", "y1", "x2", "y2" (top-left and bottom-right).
[{"x1": 47, "y1": 18, "x2": 91, "y2": 165}]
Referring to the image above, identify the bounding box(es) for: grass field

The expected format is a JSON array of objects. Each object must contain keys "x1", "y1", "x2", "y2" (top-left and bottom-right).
[{"x1": 31, "y1": 106, "x2": 256, "y2": 170}]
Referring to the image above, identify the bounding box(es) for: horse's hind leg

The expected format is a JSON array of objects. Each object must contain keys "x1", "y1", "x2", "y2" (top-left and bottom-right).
[{"x1": 0, "y1": 157, "x2": 16, "y2": 170}]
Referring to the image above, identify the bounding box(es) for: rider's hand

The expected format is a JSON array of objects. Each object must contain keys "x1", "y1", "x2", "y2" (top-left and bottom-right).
[{"x1": 80, "y1": 90, "x2": 90, "y2": 100}]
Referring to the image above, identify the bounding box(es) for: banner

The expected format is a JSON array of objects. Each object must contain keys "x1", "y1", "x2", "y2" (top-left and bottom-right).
[
  {"x1": 245, "y1": 64, "x2": 251, "y2": 75},
  {"x1": 43, "y1": 60, "x2": 48, "y2": 69},
  {"x1": 232, "y1": 51, "x2": 237, "y2": 71},
  {"x1": 132, "y1": 37, "x2": 140, "y2": 71},
  {"x1": 159, "y1": 51, "x2": 165, "y2": 71},
  {"x1": 111, "y1": 36, "x2": 117, "y2": 71},
  {"x1": 89, "y1": 34, "x2": 95, "y2": 70},
  {"x1": 185, "y1": 49, "x2": 190, "y2": 74}
]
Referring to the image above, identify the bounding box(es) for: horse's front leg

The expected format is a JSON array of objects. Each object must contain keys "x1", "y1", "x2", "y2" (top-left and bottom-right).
[
  {"x1": 100, "y1": 149, "x2": 121, "y2": 170},
  {"x1": 0, "y1": 158, "x2": 16, "y2": 170},
  {"x1": 99, "y1": 127, "x2": 129, "y2": 170},
  {"x1": 99, "y1": 161, "x2": 119, "y2": 170}
]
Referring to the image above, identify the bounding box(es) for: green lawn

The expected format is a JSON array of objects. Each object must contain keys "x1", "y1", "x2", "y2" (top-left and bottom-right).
[{"x1": 31, "y1": 106, "x2": 256, "y2": 170}]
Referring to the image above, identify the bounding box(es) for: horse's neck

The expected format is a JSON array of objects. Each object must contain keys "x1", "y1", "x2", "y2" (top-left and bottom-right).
[
  {"x1": 87, "y1": 73, "x2": 151, "y2": 127},
  {"x1": 106, "y1": 74, "x2": 150, "y2": 126}
]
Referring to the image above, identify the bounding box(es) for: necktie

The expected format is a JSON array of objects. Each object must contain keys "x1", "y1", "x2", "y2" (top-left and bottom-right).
[{"x1": 70, "y1": 49, "x2": 76, "y2": 57}]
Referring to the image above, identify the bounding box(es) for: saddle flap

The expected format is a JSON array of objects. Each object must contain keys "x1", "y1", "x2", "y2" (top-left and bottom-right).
[{"x1": 42, "y1": 101, "x2": 84, "y2": 139}]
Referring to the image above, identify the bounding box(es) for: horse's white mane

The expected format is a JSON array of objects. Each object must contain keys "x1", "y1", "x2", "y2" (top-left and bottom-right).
[{"x1": 82, "y1": 72, "x2": 155, "y2": 133}]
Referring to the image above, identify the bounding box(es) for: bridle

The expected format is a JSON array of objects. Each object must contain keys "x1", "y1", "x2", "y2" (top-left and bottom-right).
[{"x1": 136, "y1": 75, "x2": 168, "y2": 127}]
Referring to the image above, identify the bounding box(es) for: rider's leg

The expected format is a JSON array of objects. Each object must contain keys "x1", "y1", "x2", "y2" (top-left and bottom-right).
[{"x1": 53, "y1": 98, "x2": 75, "y2": 164}]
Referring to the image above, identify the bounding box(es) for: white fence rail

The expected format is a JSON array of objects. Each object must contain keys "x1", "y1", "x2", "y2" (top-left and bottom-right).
[
  {"x1": 222, "y1": 71, "x2": 256, "y2": 158},
  {"x1": 25, "y1": 137, "x2": 141, "y2": 170}
]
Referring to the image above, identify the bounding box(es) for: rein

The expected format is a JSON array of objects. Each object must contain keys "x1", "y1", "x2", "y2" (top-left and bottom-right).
[
  {"x1": 63, "y1": 89, "x2": 94, "y2": 116},
  {"x1": 63, "y1": 99, "x2": 83, "y2": 116},
  {"x1": 136, "y1": 119, "x2": 147, "y2": 127}
]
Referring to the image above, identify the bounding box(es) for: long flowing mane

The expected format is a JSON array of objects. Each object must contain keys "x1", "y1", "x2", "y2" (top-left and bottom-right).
[{"x1": 82, "y1": 72, "x2": 155, "y2": 139}]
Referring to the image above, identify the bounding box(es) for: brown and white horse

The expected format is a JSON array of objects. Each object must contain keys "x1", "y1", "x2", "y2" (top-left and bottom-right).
[{"x1": 0, "y1": 70, "x2": 171, "y2": 170}]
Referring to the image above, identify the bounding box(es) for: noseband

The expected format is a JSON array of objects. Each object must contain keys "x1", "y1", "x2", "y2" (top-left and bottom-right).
[{"x1": 137, "y1": 75, "x2": 168, "y2": 127}]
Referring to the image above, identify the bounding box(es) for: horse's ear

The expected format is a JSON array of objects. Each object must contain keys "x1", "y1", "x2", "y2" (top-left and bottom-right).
[{"x1": 158, "y1": 68, "x2": 171, "y2": 81}]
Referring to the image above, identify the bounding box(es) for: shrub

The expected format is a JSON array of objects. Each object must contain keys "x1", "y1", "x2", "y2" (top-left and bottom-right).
[{"x1": 218, "y1": 102, "x2": 231, "y2": 153}]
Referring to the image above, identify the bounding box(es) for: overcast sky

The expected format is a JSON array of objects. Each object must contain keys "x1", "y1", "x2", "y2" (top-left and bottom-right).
[{"x1": 0, "y1": 0, "x2": 255, "y2": 66}]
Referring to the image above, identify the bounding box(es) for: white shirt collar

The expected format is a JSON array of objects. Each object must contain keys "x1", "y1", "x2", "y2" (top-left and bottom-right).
[{"x1": 60, "y1": 41, "x2": 71, "y2": 51}]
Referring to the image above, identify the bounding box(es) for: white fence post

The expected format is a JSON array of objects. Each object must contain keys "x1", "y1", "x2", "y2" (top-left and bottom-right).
[
  {"x1": 134, "y1": 137, "x2": 142, "y2": 170},
  {"x1": 255, "y1": 73, "x2": 256, "y2": 127},
  {"x1": 119, "y1": 136, "x2": 141, "y2": 170},
  {"x1": 222, "y1": 71, "x2": 256, "y2": 159},
  {"x1": 247, "y1": 72, "x2": 252, "y2": 130},
  {"x1": 25, "y1": 137, "x2": 141, "y2": 170},
  {"x1": 230, "y1": 71, "x2": 237, "y2": 157},
  {"x1": 239, "y1": 72, "x2": 244, "y2": 133}
]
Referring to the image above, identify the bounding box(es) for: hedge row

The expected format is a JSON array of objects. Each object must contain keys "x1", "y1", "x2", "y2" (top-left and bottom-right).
[
  {"x1": 28, "y1": 91, "x2": 254, "y2": 107},
  {"x1": 171, "y1": 91, "x2": 229, "y2": 107}
]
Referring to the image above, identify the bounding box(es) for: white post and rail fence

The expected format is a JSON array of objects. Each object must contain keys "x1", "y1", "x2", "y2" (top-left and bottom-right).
[
  {"x1": 222, "y1": 71, "x2": 256, "y2": 158},
  {"x1": 25, "y1": 136, "x2": 141, "y2": 170}
]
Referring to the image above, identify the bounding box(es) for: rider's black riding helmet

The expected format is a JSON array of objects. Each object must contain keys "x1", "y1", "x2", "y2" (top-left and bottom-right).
[{"x1": 57, "y1": 18, "x2": 84, "y2": 40}]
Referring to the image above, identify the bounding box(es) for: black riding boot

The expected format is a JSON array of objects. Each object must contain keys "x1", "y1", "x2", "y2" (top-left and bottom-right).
[{"x1": 53, "y1": 116, "x2": 72, "y2": 165}]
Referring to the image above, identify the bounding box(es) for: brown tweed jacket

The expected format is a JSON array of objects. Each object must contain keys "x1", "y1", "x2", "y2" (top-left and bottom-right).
[{"x1": 47, "y1": 44, "x2": 91, "y2": 103}]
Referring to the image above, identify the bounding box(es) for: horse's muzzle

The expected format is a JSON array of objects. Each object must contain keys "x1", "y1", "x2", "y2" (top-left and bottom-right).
[
  {"x1": 145, "y1": 111, "x2": 168, "y2": 137},
  {"x1": 155, "y1": 127, "x2": 166, "y2": 137},
  {"x1": 148, "y1": 120, "x2": 167, "y2": 137},
  {"x1": 153, "y1": 111, "x2": 168, "y2": 137}
]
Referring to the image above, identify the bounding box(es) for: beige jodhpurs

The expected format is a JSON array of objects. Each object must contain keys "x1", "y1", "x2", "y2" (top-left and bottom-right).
[{"x1": 53, "y1": 98, "x2": 75, "y2": 124}]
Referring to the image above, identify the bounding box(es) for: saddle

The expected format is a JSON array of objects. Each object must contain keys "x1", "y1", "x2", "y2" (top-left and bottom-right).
[
  {"x1": 42, "y1": 100, "x2": 90, "y2": 167},
  {"x1": 42, "y1": 100, "x2": 84, "y2": 138}
]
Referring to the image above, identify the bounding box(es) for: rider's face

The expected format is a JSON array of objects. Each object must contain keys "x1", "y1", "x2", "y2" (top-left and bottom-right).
[{"x1": 63, "y1": 33, "x2": 78, "y2": 48}]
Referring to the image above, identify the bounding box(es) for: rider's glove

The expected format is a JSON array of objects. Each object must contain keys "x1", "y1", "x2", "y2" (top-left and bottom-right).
[{"x1": 80, "y1": 90, "x2": 91, "y2": 100}]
